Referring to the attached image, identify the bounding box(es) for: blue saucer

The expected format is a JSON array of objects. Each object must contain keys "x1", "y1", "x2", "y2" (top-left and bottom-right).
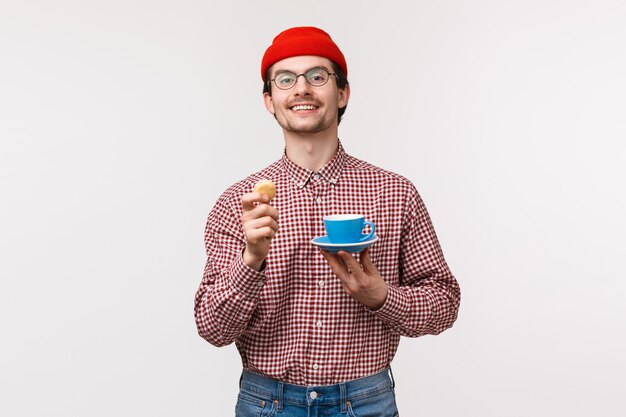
[{"x1": 311, "y1": 234, "x2": 379, "y2": 254}]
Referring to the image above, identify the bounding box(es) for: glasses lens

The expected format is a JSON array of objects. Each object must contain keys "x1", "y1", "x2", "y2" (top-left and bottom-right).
[
  {"x1": 306, "y1": 68, "x2": 329, "y2": 86},
  {"x1": 274, "y1": 72, "x2": 296, "y2": 89}
]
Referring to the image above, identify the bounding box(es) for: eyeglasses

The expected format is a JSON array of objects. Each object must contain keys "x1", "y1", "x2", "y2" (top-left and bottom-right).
[{"x1": 270, "y1": 67, "x2": 337, "y2": 90}]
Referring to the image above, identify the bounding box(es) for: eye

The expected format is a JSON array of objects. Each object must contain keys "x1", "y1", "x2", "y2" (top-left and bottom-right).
[
  {"x1": 275, "y1": 72, "x2": 296, "y2": 86},
  {"x1": 307, "y1": 69, "x2": 328, "y2": 84}
]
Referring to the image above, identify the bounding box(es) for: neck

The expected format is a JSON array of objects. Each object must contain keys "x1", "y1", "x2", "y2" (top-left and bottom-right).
[{"x1": 283, "y1": 128, "x2": 340, "y2": 171}]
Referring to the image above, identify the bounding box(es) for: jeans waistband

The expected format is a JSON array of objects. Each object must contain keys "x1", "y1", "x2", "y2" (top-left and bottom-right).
[{"x1": 239, "y1": 368, "x2": 395, "y2": 411}]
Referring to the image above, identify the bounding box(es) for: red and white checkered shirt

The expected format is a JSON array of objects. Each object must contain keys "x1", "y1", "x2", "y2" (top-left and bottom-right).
[{"x1": 195, "y1": 143, "x2": 460, "y2": 386}]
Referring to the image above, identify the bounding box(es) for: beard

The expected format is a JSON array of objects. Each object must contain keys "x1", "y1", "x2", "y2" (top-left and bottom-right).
[
  {"x1": 281, "y1": 118, "x2": 330, "y2": 134},
  {"x1": 275, "y1": 108, "x2": 336, "y2": 135}
]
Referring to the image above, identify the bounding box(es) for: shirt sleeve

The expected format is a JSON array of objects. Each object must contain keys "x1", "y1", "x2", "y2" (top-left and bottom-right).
[
  {"x1": 371, "y1": 185, "x2": 461, "y2": 337},
  {"x1": 194, "y1": 193, "x2": 267, "y2": 347}
]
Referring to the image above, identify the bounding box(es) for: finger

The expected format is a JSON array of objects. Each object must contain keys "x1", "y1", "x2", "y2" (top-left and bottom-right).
[
  {"x1": 359, "y1": 248, "x2": 375, "y2": 273},
  {"x1": 320, "y1": 250, "x2": 350, "y2": 280},
  {"x1": 242, "y1": 192, "x2": 269, "y2": 211},
  {"x1": 249, "y1": 203, "x2": 279, "y2": 220},
  {"x1": 337, "y1": 251, "x2": 362, "y2": 273},
  {"x1": 245, "y1": 226, "x2": 277, "y2": 242},
  {"x1": 320, "y1": 250, "x2": 342, "y2": 269},
  {"x1": 264, "y1": 205, "x2": 279, "y2": 221},
  {"x1": 242, "y1": 204, "x2": 279, "y2": 224},
  {"x1": 243, "y1": 216, "x2": 279, "y2": 233}
]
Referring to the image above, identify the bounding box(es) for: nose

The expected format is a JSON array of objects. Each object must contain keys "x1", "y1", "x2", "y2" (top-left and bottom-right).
[{"x1": 292, "y1": 74, "x2": 312, "y2": 95}]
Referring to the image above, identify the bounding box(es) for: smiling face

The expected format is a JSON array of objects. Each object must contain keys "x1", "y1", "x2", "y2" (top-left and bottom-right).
[{"x1": 263, "y1": 55, "x2": 350, "y2": 136}]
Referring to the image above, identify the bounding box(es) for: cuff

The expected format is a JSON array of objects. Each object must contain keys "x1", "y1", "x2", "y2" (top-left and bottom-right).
[
  {"x1": 228, "y1": 253, "x2": 267, "y2": 297},
  {"x1": 370, "y1": 285, "x2": 410, "y2": 325}
]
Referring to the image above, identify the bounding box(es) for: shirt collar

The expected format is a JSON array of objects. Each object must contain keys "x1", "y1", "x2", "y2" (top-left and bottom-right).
[{"x1": 282, "y1": 142, "x2": 346, "y2": 189}]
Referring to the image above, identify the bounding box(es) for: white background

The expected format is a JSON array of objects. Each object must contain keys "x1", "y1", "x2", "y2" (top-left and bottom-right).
[{"x1": 1, "y1": 1, "x2": 625, "y2": 416}]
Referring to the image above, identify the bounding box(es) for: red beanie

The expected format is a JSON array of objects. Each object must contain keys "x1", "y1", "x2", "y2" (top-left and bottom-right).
[{"x1": 261, "y1": 26, "x2": 347, "y2": 80}]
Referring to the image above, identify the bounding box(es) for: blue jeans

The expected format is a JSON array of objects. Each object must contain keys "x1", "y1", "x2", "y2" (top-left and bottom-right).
[{"x1": 235, "y1": 368, "x2": 399, "y2": 417}]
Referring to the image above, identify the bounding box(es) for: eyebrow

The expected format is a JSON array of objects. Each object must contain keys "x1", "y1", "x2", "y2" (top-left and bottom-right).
[{"x1": 272, "y1": 65, "x2": 330, "y2": 77}]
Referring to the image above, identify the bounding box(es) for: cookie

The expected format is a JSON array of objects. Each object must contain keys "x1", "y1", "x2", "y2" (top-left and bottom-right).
[{"x1": 253, "y1": 179, "x2": 276, "y2": 201}]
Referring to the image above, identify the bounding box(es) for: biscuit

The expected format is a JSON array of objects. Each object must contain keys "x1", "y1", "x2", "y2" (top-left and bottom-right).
[{"x1": 253, "y1": 179, "x2": 276, "y2": 201}]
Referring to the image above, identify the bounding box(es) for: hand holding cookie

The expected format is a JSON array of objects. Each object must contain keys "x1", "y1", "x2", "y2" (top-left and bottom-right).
[{"x1": 241, "y1": 179, "x2": 279, "y2": 271}]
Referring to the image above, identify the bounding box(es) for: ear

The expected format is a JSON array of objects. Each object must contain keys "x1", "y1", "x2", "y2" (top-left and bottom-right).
[
  {"x1": 338, "y1": 84, "x2": 350, "y2": 108},
  {"x1": 263, "y1": 91, "x2": 275, "y2": 115}
]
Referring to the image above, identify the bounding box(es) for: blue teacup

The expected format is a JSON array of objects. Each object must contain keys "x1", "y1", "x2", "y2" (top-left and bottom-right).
[{"x1": 323, "y1": 214, "x2": 376, "y2": 244}]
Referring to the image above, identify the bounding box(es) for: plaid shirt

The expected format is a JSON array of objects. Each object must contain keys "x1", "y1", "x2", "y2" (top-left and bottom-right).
[{"x1": 195, "y1": 144, "x2": 460, "y2": 386}]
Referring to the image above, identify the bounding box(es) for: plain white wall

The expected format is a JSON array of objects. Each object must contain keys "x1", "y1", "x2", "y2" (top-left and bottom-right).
[{"x1": 1, "y1": 1, "x2": 625, "y2": 416}]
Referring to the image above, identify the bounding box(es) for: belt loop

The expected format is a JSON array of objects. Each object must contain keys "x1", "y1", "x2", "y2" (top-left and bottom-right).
[
  {"x1": 340, "y1": 383, "x2": 348, "y2": 413},
  {"x1": 276, "y1": 381, "x2": 284, "y2": 412},
  {"x1": 388, "y1": 367, "x2": 396, "y2": 389}
]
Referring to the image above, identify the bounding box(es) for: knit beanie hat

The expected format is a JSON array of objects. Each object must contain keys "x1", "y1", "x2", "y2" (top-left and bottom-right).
[{"x1": 261, "y1": 26, "x2": 347, "y2": 80}]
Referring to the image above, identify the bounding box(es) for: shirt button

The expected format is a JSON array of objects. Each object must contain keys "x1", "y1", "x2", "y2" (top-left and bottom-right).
[
  {"x1": 316, "y1": 321, "x2": 323, "y2": 328},
  {"x1": 315, "y1": 196, "x2": 322, "y2": 204},
  {"x1": 313, "y1": 173, "x2": 321, "y2": 180},
  {"x1": 256, "y1": 281, "x2": 264, "y2": 287},
  {"x1": 313, "y1": 363, "x2": 319, "y2": 370},
  {"x1": 318, "y1": 280, "x2": 325, "y2": 287},
  {"x1": 310, "y1": 391, "x2": 318, "y2": 399}
]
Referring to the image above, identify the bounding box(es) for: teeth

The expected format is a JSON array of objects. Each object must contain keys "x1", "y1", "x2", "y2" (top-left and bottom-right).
[{"x1": 291, "y1": 105, "x2": 317, "y2": 111}]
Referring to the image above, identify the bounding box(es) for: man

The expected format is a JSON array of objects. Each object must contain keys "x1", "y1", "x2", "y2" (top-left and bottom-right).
[{"x1": 195, "y1": 26, "x2": 460, "y2": 416}]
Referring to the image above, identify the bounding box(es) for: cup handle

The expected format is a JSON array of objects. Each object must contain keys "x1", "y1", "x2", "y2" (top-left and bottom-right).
[{"x1": 359, "y1": 221, "x2": 375, "y2": 242}]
